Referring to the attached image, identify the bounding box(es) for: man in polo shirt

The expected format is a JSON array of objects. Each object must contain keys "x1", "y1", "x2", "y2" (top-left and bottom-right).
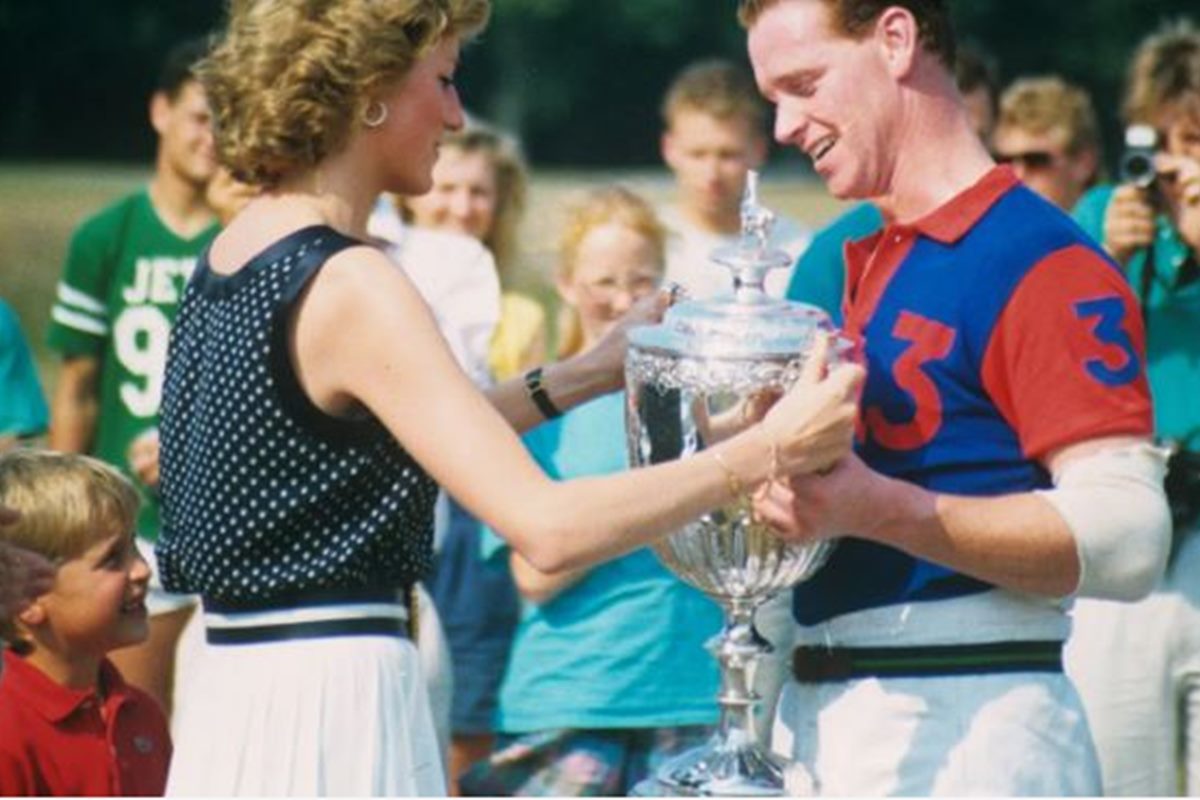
[{"x1": 741, "y1": 0, "x2": 1170, "y2": 794}]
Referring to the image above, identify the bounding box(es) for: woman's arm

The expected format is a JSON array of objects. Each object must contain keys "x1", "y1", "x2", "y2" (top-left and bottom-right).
[
  {"x1": 291, "y1": 248, "x2": 861, "y2": 574},
  {"x1": 483, "y1": 291, "x2": 667, "y2": 433},
  {"x1": 509, "y1": 552, "x2": 587, "y2": 605}
]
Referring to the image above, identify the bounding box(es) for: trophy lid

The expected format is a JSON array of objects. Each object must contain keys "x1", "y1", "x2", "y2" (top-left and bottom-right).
[{"x1": 630, "y1": 171, "x2": 837, "y2": 359}]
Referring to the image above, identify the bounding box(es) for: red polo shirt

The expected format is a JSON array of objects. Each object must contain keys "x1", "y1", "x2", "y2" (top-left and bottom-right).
[{"x1": 0, "y1": 649, "x2": 171, "y2": 796}]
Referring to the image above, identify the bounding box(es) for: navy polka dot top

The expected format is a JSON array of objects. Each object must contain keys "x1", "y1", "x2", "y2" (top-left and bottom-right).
[{"x1": 158, "y1": 225, "x2": 436, "y2": 609}]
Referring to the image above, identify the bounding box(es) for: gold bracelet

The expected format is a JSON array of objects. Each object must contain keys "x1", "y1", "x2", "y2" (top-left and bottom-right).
[
  {"x1": 710, "y1": 448, "x2": 748, "y2": 506},
  {"x1": 757, "y1": 424, "x2": 781, "y2": 484}
]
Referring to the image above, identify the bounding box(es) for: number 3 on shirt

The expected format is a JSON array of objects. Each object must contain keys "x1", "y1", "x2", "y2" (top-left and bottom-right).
[
  {"x1": 1073, "y1": 297, "x2": 1139, "y2": 387},
  {"x1": 865, "y1": 311, "x2": 956, "y2": 451}
]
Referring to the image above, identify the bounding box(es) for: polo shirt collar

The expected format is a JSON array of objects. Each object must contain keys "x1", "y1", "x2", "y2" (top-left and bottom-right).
[
  {"x1": 1, "y1": 649, "x2": 125, "y2": 723},
  {"x1": 900, "y1": 165, "x2": 1020, "y2": 245}
]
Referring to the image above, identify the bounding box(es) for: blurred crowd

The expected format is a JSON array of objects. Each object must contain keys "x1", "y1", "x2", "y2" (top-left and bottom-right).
[{"x1": 0, "y1": 0, "x2": 1198, "y2": 796}]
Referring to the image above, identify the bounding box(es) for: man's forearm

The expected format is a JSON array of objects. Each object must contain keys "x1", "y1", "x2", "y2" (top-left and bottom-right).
[{"x1": 866, "y1": 476, "x2": 1081, "y2": 598}]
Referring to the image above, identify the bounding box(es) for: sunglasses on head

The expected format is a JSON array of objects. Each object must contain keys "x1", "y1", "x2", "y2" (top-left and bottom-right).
[{"x1": 993, "y1": 150, "x2": 1058, "y2": 170}]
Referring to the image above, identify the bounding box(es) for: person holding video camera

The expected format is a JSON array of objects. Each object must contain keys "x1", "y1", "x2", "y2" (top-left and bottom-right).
[{"x1": 1068, "y1": 19, "x2": 1200, "y2": 796}]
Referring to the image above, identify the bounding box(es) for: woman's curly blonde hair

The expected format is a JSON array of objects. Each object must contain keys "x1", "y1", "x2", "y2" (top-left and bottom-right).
[{"x1": 201, "y1": 0, "x2": 490, "y2": 187}]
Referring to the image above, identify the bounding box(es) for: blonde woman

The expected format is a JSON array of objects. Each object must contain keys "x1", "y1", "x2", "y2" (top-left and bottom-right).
[{"x1": 156, "y1": 0, "x2": 861, "y2": 794}]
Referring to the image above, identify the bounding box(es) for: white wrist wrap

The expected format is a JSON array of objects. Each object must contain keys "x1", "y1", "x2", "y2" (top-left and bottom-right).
[{"x1": 1037, "y1": 441, "x2": 1171, "y2": 601}]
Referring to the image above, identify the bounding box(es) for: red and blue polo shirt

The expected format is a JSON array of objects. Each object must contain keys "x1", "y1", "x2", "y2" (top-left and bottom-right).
[{"x1": 794, "y1": 166, "x2": 1154, "y2": 625}]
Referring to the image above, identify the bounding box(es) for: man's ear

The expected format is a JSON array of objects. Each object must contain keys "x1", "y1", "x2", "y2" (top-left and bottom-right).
[
  {"x1": 875, "y1": 7, "x2": 920, "y2": 79},
  {"x1": 149, "y1": 90, "x2": 172, "y2": 136}
]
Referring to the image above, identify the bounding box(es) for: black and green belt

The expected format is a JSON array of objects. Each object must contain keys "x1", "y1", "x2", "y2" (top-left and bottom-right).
[{"x1": 792, "y1": 640, "x2": 1063, "y2": 682}]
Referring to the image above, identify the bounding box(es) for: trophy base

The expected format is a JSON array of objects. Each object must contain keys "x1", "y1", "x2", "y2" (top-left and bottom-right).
[{"x1": 631, "y1": 739, "x2": 790, "y2": 797}]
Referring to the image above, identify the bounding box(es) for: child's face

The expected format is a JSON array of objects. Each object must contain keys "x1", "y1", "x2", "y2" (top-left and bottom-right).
[
  {"x1": 663, "y1": 109, "x2": 766, "y2": 220},
  {"x1": 406, "y1": 147, "x2": 498, "y2": 243},
  {"x1": 559, "y1": 223, "x2": 662, "y2": 348},
  {"x1": 34, "y1": 527, "x2": 150, "y2": 657}
]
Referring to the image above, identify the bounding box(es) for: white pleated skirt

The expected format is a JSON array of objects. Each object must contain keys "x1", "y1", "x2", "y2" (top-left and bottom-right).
[{"x1": 167, "y1": 605, "x2": 445, "y2": 796}]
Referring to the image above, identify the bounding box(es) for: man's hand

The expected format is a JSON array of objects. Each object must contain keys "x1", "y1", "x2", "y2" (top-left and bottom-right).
[
  {"x1": 128, "y1": 428, "x2": 161, "y2": 490},
  {"x1": 753, "y1": 452, "x2": 894, "y2": 544},
  {"x1": 0, "y1": 508, "x2": 55, "y2": 619},
  {"x1": 1102, "y1": 184, "x2": 1157, "y2": 267}
]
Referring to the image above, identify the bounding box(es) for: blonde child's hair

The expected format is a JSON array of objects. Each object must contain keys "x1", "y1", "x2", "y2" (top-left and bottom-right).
[
  {"x1": 555, "y1": 186, "x2": 667, "y2": 359},
  {"x1": 0, "y1": 450, "x2": 140, "y2": 649}
]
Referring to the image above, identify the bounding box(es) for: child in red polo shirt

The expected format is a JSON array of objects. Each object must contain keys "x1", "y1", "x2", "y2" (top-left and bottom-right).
[{"x1": 0, "y1": 450, "x2": 170, "y2": 796}]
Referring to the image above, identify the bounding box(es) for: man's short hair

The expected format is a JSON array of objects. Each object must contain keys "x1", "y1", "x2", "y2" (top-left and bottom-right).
[
  {"x1": 156, "y1": 36, "x2": 210, "y2": 100},
  {"x1": 661, "y1": 58, "x2": 769, "y2": 136},
  {"x1": 738, "y1": 0, "x2": 956, "y2": 69},
  {"x1": 998, "y1": 76, "x2": 1101, "y2": 155}
]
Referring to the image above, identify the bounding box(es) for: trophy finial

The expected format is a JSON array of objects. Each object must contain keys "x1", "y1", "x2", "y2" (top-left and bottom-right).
[
  {"x1": 740, "y1": 169, "x2": 776, "y2": 251},
  {"x1": 712, "y1": 169, "x2": 790, "y2": 303}
]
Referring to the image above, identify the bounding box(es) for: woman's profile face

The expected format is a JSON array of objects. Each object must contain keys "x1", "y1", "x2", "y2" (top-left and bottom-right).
[{"x1": 406, "y1": 146, "x2": 498, "y2": 242}]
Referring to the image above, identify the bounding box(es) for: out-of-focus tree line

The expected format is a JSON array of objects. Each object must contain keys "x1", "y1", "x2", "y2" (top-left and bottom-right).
[{"x1": 2, "y1": 0, "x2": 1196, "y2": 169}]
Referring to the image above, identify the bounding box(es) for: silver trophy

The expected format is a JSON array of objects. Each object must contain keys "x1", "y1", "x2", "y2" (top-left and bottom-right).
[{"x1": 627, "y1": 172, "x2": 849, "y2": 796}]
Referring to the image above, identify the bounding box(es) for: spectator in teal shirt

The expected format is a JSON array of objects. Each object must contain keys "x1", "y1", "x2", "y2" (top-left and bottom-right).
[
  {"x1": 0, "y1": 300, "x2": 48, "y2": 452},
  {"x1": 1066, "y1": 20, "x2": 1200, "y2": 796}
]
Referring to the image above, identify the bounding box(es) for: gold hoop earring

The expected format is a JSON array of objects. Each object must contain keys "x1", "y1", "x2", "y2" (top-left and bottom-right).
[{"x1": 362, "y1": 101, "x2": 388, "y2": 129}]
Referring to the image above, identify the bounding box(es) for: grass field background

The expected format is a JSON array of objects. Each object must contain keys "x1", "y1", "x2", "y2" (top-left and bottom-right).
[{"x1": 0, "y1": 163, "x2": 847, "y2": 394}]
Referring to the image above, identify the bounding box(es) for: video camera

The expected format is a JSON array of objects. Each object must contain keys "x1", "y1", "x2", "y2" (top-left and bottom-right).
[{"x1": 1119, "y1": 124, "x2": 1159, "y2": 188}]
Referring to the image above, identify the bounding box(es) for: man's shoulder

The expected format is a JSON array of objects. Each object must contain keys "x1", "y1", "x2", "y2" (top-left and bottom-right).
[
  {"x1": 72, "y1": 190, "x2": 147, "y2": 241},
  {"x1": 982, "y1": 185, "x2": 1106, "y2": 259}
]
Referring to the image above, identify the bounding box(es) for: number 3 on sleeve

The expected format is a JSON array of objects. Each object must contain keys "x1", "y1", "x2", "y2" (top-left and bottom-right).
[{"x1": 1073, "y1": 297, "x2": 1140, "y2": 387}]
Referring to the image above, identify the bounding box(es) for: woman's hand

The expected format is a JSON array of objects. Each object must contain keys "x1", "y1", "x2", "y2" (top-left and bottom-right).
[{"x1": 760, "y1": 334, "x2": 863, "y2": 478}]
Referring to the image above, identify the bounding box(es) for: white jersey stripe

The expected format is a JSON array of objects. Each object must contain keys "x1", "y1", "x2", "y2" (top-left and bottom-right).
[
  {"x1": 51, "y1": 305, "x2": 108, "y2": 336},
  {"x1": 56, "y1": 282, "x2": 108, "y2": 316}
]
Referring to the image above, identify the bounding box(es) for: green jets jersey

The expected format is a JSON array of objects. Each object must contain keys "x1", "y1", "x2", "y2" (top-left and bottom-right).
[{"x1": 47, "y1": 190, "x2": 218, "y2": 542}]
